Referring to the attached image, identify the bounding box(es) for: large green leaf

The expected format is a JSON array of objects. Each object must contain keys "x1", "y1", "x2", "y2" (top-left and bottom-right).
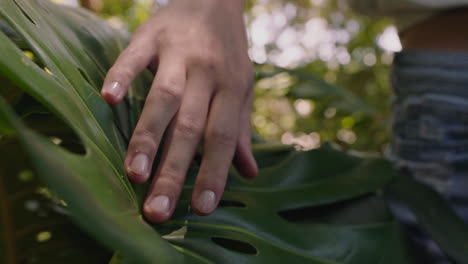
[
  {"x1": 0, "y1": 135, "x2": 111, "y2": 264},
  {"x1": 0, "y1": 0, "x2": 417, "y2": 263},
  {"x1": 0, "y1": 0, "x2": 181, "y2": 263},
  {"x1": 1, "y1": 97, "x2": 414, "y2": 263},
  {"x1": 386, "y1": 176, "x2": 468, "y2": 264},
  {"x1": 156, "y1": 144, "x2": 414, "y2": 263}
]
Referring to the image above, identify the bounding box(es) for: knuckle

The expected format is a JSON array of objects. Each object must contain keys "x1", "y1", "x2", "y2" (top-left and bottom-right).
[
  {"x1": 124, "y1": 47, "x2": 150, "y2": 63},
  {"x1": 175, "y1": 117, "x2": 204, "y2": 140},
  {"x1": 198, "y1": 167, "x2": 226, "y2": 187},
  {"x1": 188, "y1": 49, "x2": 223, "y2": 70},
  {"x1": 156, "y1": 83, "x2": 183, "y2": 104},
  {"x1": 131, "y1": 128, "x2": 160, "y2": 149},
  {"x1": 208, "y1": 128, "x2": 236, "y2": 147},
  {"x1": 157, "y1": 169, "x2": 184, "y2": 186},
  {"x1": 156, "y1": 28, "x2": 176, "y2": 49},
  {"x1": 123, "y1": 44, "x2": 139, "y2": 57},
  {"x1": 108, "y1": 66, "x2": 134, "y2": 82}
]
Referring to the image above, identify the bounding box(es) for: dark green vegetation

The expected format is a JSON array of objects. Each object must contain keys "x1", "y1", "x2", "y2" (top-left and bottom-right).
[{"x1": 0, "y1": 0, "x2": 467, "y2": 263}]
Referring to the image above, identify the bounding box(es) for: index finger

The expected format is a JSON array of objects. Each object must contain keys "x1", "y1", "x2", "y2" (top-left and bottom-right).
[{"x1": 101, "y1": 36, "x2": 157, "y2": 104}]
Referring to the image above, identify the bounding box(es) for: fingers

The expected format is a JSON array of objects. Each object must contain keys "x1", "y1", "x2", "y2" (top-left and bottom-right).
[
  {"x1": 124, "y1": 54, "x2": 186, "y2": 183},
  {"x1": 191, "y1": 92, "x2": 242, "y2": 215},
  {"x1": 233, "y1": 89, "x2": 258, "y2": 179},
  {"x1": 143, "y1": 71, "x2": 213, "y2": 223},
  {"x1": 101, "y1": 36, "x2": 157, "y2": 104}
]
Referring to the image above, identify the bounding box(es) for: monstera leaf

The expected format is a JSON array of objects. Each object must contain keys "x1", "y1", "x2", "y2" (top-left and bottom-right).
[
  {"x1": 0, "y1": 0, "x2": 179, "y2": 263},
  {"x1": 3, "y1": 0, "x2": 464, "y2": 263},
  {"x1": 158, "y1": 144, "x2": 417, "y2": 264},
  {"x1": 1, "y1": 96, "x2": 413, "y2": 264},
  {"x1": 0, "y1": 135, "x2": 111, "y2": 264}
]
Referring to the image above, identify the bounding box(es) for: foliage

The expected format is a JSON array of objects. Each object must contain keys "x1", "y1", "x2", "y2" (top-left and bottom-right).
[
  {"x1": 1, "y1": 1, "x2": 467, "y2": 264},
  {"x1": 0, "y1": 0, "x2": 411, "y2": 263},
  {"x1": 0, "y1": 135, "x2": 111, "y2": 264}
]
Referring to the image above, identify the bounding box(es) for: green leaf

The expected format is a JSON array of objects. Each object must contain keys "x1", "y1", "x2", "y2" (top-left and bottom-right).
[
  {"x1": 386, "y1": 176, "x2": 468, "y2": 263},
  {"x1": 154, "y1": 143, "x2": 413, "y2": 264},
  {"x1": 0, "y1": 98, "x2": 182, "y2": 264},
  {"x1": 0, "y1": 1, "x2": 415, "y2": 263},
  {"x1": 0, "y1": 136, "x2": 111, "y2": 264},
  {"x1": 0, "y1": 0, "x2": 181, "y2": 262}
]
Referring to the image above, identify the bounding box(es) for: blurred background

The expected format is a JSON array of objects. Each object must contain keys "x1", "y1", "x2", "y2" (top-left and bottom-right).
[{"x1": 54, "y1": 0, "x2": 402, "y2": 154}]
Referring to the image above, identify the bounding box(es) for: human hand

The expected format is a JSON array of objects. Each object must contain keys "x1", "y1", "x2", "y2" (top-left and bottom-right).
[{"x1": 100, "y1": 0, "x2": 258, "y2": 223}]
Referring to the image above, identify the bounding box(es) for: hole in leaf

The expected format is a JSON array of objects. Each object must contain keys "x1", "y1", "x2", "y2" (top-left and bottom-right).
[
  {"x1": 278, "y1": 194, "x2": 391, "y2": 225},
  {"x1": 23, "y1": 50, "x2": 35, "y2": 60},
  {"x1": 78, "y1": 68, "x2": 92, "y2": 85},
  {"x1": 36, "y1": 231, "x2": 52, "y2": 242},
  {"x1": 211, "y1": 237, "x2": 258, "y2": 255},
  {"x1": 9, "y1": 93, "x2": 87, "y2": 155},
  {"x1": 12, "y1": 0, "x2": 37, "y2": 25},
  {"x1": 43, "y1": 67, "x2": 53, "y2": 75},
  {"x1": 21, "y1": 49, "x2": 47, "y2": 70},
  {"x1": 161, "y1": 226, "x2": 187, "y2": 240},
  {"x1": 218, "y1": 200, "x2": 246, "y2": 208},
  {"x1": 18, "y1": 169, "x2": 34, "y2": 182},
  {"x1": 1, "y1": 19, "x2": 48, "y2": 71},
  {"x1": 49, "y1": 136, "x2": 62, "y2": 145},
  {"x1": 34, "y1": 115, "x2": 86, "y2": 155}
]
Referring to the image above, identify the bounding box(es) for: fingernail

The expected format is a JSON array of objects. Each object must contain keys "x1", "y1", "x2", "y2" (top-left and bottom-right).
[
  {"x1": 147, "y1": 195, "x2": 170, "y2": 214},
  {"x1": 197, "y1": 190, "x2": 216, "y2": 214},
  {"x1": 106, "y1": 81, "x2": 121, "y2": 97},
  {"x1": 130, "y1": 153, "x2": 149, "y2": 176}
]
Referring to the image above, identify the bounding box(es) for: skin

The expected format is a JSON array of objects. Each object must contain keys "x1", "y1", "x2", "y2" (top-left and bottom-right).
[{"x1": 100, "y1": 0, "x2": 258, "y2": 223}]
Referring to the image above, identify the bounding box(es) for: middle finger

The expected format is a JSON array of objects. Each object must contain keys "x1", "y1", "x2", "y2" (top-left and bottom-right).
[{"x1": 143, "y1": 70, "x2": 213, "y2": 223}]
